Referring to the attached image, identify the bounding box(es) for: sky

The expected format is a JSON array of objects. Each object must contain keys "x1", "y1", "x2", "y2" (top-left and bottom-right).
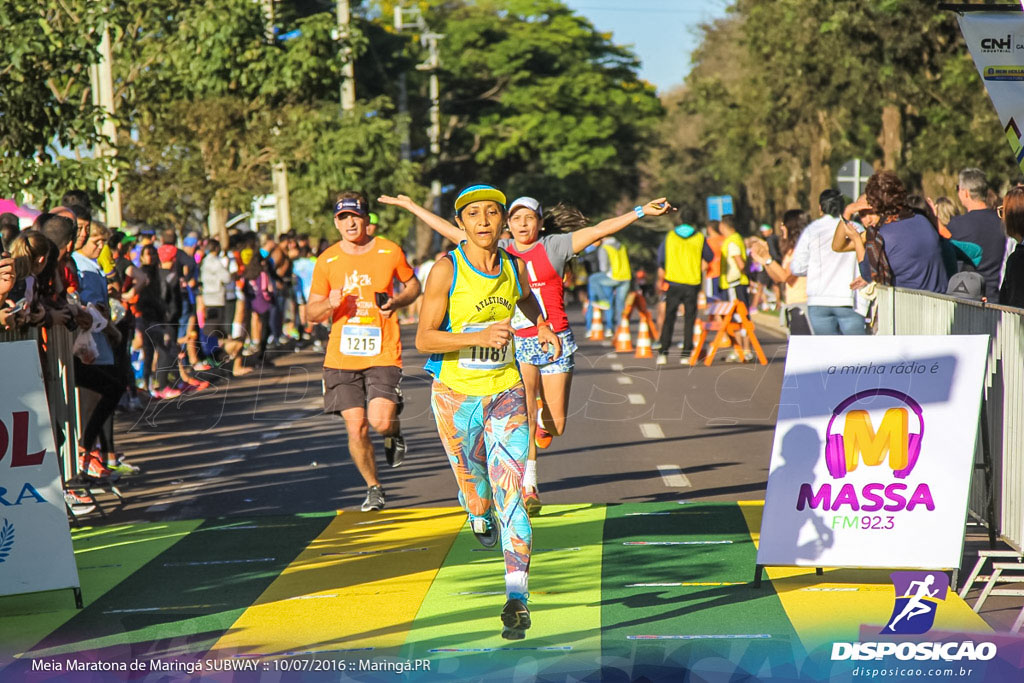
[{"x1": 563, "y1": 0, "x2": 731, "y2": 94}]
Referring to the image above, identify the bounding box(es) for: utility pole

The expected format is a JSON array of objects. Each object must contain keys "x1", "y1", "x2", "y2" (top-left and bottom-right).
[
  {"x1": 262, "y1": 0, "x2": 292, "y2": 236},
  {"x1": 411, "y1": 25, "x2": 445, "y2": 254},
  {"x1": 397, "y1": 72, "x2": 411, "y2": 161},
  {"x1": 417, "y1": 32, "x2": 444, "y2": 222},
  {"x1": 90, "y1": 25, "x2": 122, "y2": 227},
  {"x1": 395, "y1": 6, "x2": 444, "y2": 257},
  {"x1": 394, "y1": 5, "x2": 424, "y2": 162},
  {"x1": 337, "y1": 0, "x2": 356, "y2": 112}
]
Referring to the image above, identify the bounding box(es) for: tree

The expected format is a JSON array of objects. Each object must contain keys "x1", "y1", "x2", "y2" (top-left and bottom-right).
[
  {"x1": 0, "y1": 1, "x2": 110, "y2": 207},
  {"x1": 432, "y1": 0, "x2": 662, "y2": 211},
  {"x1": 648, "y1": 0, "x2": 1020, "y2": 229}
]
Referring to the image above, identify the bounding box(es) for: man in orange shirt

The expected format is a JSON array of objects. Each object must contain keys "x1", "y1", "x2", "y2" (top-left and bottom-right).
[
  {"x1": 704, "y1": 219, "x2": 724, "y2": 300},
  {"x1": 307, "y1": 191, "x2": 422, "y2": 511}
]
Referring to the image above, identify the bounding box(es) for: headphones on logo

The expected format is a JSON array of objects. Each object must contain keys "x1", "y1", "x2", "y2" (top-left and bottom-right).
[{"x1": 824, "y1": 389, "x2": 924, "y2": 479}]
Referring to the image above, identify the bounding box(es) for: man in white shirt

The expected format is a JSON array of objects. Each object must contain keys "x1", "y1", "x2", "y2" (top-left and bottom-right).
[{"x1": 789, "y1": 189, "x2": 866, "y2": 335}]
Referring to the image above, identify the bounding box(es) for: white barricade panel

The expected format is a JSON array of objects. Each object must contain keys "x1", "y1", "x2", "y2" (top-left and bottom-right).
[
  {"x1": 758, "y1": 335, "x2": 989, "y2": 570},
  {"x1": 0, "y1": 340, "x2": 80, "y2": 597}
]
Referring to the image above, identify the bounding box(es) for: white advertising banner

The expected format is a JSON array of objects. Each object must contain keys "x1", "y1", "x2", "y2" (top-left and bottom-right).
[
  {"x1": 757, "y1": 335, "x2": 988, "y2": 570},
  {"x1": 0, "y1": 340, "x2": 79, "y2": 597},
  {"x1": 957, "y1": 8, "x2": 1024, "y2": 173}
]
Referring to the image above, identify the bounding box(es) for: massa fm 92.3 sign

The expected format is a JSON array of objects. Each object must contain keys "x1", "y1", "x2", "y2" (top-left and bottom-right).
[
  {"x1": 757, "y1": 335, "x2": 989, "y2": 570},
  {"x1": 0, "y1": 340, "x2": 79, "y2": 600}
]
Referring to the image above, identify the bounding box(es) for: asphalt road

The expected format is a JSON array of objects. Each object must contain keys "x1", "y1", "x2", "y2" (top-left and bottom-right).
[{"x1": 102, "y1": 311, "x2": 790, "y2": 523}]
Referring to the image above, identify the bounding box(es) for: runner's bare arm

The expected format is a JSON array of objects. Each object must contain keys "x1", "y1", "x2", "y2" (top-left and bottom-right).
[
  {"x1": 415, "y1": 258, "x2": 511, "y2": 353},
  {"x1": 569, "y1": 198, "x2": 674, "y2": 254},
  {"x1": 512, "y1": 258, "x2": 562, "y2": 361},
  {"x1": 307, "y1": 289, "x2": 342, "y2": 323},
  {"x1": 378, "y1": 194, "x2": 464, "y2": 245}
]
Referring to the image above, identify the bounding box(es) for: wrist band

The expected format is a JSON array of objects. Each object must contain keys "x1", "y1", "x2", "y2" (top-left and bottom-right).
[
  {"x1": 634, "y1": 205, "x2": 645, "y2": 219},
  {"x1": 536, "y1": 318, "x2": 551, "y2": 330}
]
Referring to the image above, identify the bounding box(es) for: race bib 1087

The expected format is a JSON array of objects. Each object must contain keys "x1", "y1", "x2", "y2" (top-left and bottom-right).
[{"x1": 458, "y1": 323, "x2": 511, "y2": 370}]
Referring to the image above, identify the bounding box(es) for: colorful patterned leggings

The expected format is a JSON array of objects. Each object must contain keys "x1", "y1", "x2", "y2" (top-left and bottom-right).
[{"x1": 430, "y1": 380, "x2": 532, "y2": 594}]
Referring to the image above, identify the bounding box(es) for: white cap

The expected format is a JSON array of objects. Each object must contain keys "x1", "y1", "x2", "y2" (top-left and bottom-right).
[{"x1": 508, "y1": 196, "x2": 542, "y2": 218}]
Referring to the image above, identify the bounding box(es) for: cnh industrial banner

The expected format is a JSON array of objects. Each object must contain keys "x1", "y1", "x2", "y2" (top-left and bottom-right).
[
  {"x1": 758, "y1": 335, "x2": 988, "y2": 569},
  {"x1": 957, "y1": 6, "x2": 1024, "y2": 173},
  {"x1": 0, "y1": 340, "x2": 79, "y2": 598}
]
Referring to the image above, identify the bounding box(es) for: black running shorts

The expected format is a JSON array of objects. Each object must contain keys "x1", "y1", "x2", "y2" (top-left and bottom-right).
[{"x1": 322, "y1": 365, "x2": 403, "y2": 414}]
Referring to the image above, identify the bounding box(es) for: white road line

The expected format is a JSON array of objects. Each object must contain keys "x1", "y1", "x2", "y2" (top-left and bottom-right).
[
  {"x1": 285, "y1": 594, "x2": 340, "y2": 600},
  {"x1": 657, "y1": 465, "x2": 691, "y2": 487},
  {"x1": 623, "y1": 541, "x2": 733, "y2": 546},
  {"x1": 104, "y1": 605, "x2": 220, "y2": 614},
  {"x1": 639, "y1": 423, "x2": 664, "y2": 439},
  {"x1": 611, "y1": 363, "x2": 624, "y2": 371},
  {"x1": 626, "y1": 582, "x2": 746, "y2": 587},
  {"x1": 627, "y1": 634, "x2": 771, "y2": 641},
  {"x1": 163, "y1": 558, "x2": 276, "y2": 567},
  {"x1": 322, "y1": 547, "x2": 428, "y2": 557},
  {"x1": 627, "y1": 393, "x2": 646, "y2": 405},
  {"x1": 616, "y1": 376, "x2": 633, "y2": 385}
]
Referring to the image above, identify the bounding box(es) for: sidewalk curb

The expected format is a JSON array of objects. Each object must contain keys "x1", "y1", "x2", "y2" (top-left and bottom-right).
[{"x1": 750, "y1": 310, "x2": 789, "y2": 340}]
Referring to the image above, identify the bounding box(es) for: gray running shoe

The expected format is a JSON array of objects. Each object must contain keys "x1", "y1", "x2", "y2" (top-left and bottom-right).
[
  {"x1": 470, "y1": 513, "x2": 498, "y2": 548},
  {"x1": 361, "y1": 485, "x2": 386, "y2": 512},
  {"x1": 384, "y1": 433, "x2": 407, "y2": 468}
]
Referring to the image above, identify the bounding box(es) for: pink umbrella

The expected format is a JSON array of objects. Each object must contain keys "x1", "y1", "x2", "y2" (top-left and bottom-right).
[{"x1": 0, "y1": 198, "x2": 41, "y2": 225}]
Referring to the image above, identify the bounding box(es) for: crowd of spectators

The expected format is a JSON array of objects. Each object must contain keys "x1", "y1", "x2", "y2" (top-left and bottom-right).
[
  {"x1": 0, "y1": 191, "x2": 331, "y2": 515},
  {"x1": 745, "y1": 167, "x2": 1024, "y2": 335}
]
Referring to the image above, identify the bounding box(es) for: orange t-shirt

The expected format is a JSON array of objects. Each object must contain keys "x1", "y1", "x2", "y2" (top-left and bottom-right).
[
  {"x1": 706, "y1": 232, "x2": 725, "y2": 279},
  {"x1": 310, "y1": 237, "x2": 415, "y2": 370}
]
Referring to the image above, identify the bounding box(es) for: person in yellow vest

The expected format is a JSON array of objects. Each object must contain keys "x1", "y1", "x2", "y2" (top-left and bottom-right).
[
  {"x1": 589, "y1": 236, "x2": 632, "y2": 328},
  {"x1": 718, "y1": 214, "x2": 753, "y2": 361},
  {"x1": 656, "y1": 224, "x2": 713, "y2": 365},
  {"x1": 414, "y1": 184, "x2": 561, "y2": 640}
]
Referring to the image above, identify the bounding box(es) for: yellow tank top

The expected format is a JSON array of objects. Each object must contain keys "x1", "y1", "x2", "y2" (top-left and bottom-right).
[
  {"x1": 664, "y1": 231, "x2": 705, "y2": 285},
  {"x1": 425, "y1": 244, "x2": 523, "y2": 396},
  {"x1": 719, "y1": 232, "x2": 749, "y2": 288},
  {"x1": 602, "y1": 242, "x2": 632, "y2": 281}
]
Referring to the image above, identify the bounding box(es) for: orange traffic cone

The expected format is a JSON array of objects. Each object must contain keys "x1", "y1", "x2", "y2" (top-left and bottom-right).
[
  {"x1": 613, "y1": 315, "x2": 633, "y2": 352},
  {"x1": 634, "y1": 316, "x2": 654, "y2": 358},
  {"x1": 588, "y1": 305, "x2": 606, "y2": 341}
]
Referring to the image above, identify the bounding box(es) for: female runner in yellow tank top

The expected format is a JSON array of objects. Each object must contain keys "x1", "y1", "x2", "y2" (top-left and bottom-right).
[{"x1": 414, "y1": 184, "x2": 561, "y2": 640}]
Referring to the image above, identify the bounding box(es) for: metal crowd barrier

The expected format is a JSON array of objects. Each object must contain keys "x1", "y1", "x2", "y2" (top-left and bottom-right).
[
  {"x1": 0, "y1": 325, "x2": 79, "y2": 483},
  {"x1": 875, "y1": 286, "x2": 1024, "y2": 552}
]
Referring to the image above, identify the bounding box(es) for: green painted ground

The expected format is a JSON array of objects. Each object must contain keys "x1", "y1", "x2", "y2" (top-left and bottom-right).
[
  {"x1": 401, "y1": 504, "x2": 606, "y2": 680},
  {"x1": 601, "y1": 502, "x2": 803, "y2": 681},
  {"x1": 2, "y1": 515, "x2": 332, "y2": 677}
]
